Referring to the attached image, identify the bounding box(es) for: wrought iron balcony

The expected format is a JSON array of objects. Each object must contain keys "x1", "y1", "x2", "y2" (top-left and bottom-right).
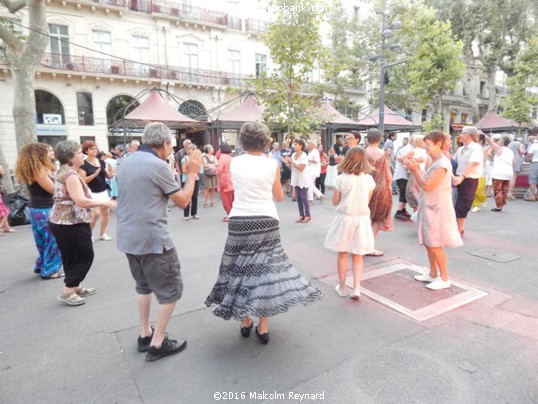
[
  {"x1": 245, "y1": 19, "x2": 267, "y2": 35},
  {"x1": 38, "y1": 53, "x2": 250, "y2": 87}
]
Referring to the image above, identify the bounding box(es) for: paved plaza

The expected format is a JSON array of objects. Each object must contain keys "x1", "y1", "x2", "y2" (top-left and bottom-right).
[{"x1": 0, "y1": 193, "x2": 537, "y2": 403}]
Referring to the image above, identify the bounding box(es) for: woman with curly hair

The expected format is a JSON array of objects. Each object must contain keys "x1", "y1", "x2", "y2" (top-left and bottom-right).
[{"x1": 15, "y1": 143, "x2": 63, "y2": 279}]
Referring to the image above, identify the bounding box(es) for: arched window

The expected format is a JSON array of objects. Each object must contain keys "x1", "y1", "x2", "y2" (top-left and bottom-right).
[
  {"x1": 35, "y1": 90, "x2": 65, "y2": 124},
  {"x1": 106, "y1": 95, "x2": 139, "y2": 127},
  {"x1": 77, "y1": 92, "x2": 94, "y2": 126},
  {"x1": 178, "y1": 99, "x2": 207, "y2": 121}
]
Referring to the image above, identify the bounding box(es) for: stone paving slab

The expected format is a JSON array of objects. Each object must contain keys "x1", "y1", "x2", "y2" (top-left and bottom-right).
[
  {"x1": 469, "y1": 248, "x2": 520, "y2": 263},
  {"x1": 319, "y1": 262, "x2": 488, "y2": 322}
]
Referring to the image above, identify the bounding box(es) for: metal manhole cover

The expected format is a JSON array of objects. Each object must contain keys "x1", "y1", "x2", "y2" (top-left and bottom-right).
[{"x1": 469, "y1": 249, "x2": 520, "y2": 263}]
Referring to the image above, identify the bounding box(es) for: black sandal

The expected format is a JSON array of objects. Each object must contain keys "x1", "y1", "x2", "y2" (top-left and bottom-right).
[{"x1": 240, "y1": 319, "x2": 253, "y2": 338}]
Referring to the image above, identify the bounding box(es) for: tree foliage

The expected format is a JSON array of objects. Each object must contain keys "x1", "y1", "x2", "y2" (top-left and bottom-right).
[
  {"x1": 426, "y1": 0, "x2": 538, "y2": 118},
  {"x1": 252, "y1": 0, "x2": 328, "y2": 136},
  {"x1": 501, "y1": 35, "x2": 538, "y2": 127}
]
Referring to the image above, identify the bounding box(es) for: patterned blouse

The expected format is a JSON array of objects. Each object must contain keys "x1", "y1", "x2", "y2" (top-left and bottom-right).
[{"x1": 50, "y1": 166, "x2": 92, "y2": 225}]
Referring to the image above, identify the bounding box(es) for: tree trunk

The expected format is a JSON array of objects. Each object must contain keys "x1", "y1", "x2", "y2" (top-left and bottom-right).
[
  {"x1": 486, "y1": 69, "x2": 497, "y2": 113},
  {"x1": 463, "y1": 67, "x2": 480, "y2": 123},
  {"x1": 11, "y1": 62, "x2": 39, "y2": 151}
]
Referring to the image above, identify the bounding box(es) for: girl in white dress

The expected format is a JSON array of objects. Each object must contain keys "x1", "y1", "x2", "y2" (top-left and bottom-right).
[{"x1": 324, "y1": 146, "x2": 375, "y2": 300}]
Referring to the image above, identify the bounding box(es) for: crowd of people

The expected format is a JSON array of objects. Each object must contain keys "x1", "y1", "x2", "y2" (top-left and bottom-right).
[{"x1": 2, "y1": 120, "x2": 537, "y2": 363}]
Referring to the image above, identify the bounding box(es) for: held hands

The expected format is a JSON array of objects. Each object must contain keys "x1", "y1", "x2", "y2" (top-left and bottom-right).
[
  {"x1": 104, "y1": 200, "x2": 117, "y2": 210},
  {"x1": 452, "y1": 176, "x2": 465, "y2": 186},
  {"x1": 403, "y1": 159, "x2": 418, "y2": 172},
  {"x1": 187, "y1": 149, "x2": 202, "y2": 175}
]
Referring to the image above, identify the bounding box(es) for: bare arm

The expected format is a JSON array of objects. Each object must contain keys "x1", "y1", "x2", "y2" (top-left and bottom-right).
[
  {"x1": 332, "y1": 188, "x2": 341, "y2": 206},
  {"x1": 78, "y1": 166, "x2": 101, "y2": 183},
  {"x1": 485, "y1": 136, "x2": 502, "y2": 155},
  {"x1": 272, "y1": 166, "x2": 284, "y2": 202},
  {"x1": 406, "y1": 160, "x2": 446, "y2": 192},
  {"x1": 169, "y1": 150, "x2": 202, "y2": 209},
  {"x1": 65, "y1": 175, "x2": 116, "y2": 209}
]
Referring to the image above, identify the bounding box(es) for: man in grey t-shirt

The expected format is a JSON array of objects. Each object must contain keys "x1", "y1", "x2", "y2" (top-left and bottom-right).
[{"x1": 117, "y1": 122, "x2": 201, "y2": 362}]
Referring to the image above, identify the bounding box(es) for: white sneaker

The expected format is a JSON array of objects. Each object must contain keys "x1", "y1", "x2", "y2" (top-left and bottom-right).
[
  {"x1": 350, "y1": 289, "x2": 361, "y2": 300},
  {"x1": 471, "y1": 206, "x2": 480, "y2": 213},
  {"x1": 414, "y1": 273, "x2": 438, "y2": 282},
  {"x1": 99, "y1": 233, "x2": 112, "y2": 241},
  {"x1": 334, "y1": 284, "x2": 347, "y2": 297},
  {"x1": 184, "y1": 217, "x2": 190, "y2": 221},
  {"x1": 426, "y1": 279, "x2": 451, "y2": 290}
]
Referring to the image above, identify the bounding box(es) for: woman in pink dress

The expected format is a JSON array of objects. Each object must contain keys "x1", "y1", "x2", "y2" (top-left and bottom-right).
[
  {"x1": 215, "y1": 144, "x2": 234, "y2": 221},
  {"x1": 405, "y1": 130, "x2": 462, "y2": 291}
]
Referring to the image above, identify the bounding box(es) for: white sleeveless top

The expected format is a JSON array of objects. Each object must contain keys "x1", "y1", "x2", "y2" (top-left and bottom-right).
[{"x1": 229, "y1": 154, "x2": 279, "y2": 220}]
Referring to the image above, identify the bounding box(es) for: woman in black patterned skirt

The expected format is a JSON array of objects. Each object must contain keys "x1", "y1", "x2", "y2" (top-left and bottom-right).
[{"x1": 205, "y1": 122, "x2": 322, "y2": 344}]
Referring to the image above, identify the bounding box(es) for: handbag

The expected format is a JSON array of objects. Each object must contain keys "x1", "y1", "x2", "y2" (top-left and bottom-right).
[
  {"x1": 204, "y1": 155, "x2": 217, "y2": 176},
  {"x1": 6, "y1": 191, "x2": 30, "y2": 226}
]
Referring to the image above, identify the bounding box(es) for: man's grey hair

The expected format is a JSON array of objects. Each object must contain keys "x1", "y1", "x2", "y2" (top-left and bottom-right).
[
  {"x1": 183, "y1": 139, "x2": 192, "y2": 147},
  {"x1": 115, "y1": 145, "x2": 125, "y2": 153},
  {"x1": 142, "y1": 122, "x2": 172, "y2": 148},
  {"x1": 461, "y1": 126, "x2": 478, "y2": 135},
  {"x1": 55, "y1": 140, "x2": 81, "y2": 165}
]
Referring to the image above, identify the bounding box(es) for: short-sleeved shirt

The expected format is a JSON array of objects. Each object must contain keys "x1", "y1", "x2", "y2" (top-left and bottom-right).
[
  {"x1": 116, "y1": 145, "x2": 181, "y2": 255},
  {"x1": 394, "y1": 143, "x2": 413, "y2": 181},
  {"x1": 290, "y1": 152, "x2": 309, "y2": 188},
  {"x1": 528, "y1": 142, "x2": 538, "y2": 162},
  {"x1": 50, "y1": 167, "x2": 92, "y2": 225},
  {"x1": 455, "y1": 141, "x2": 484, "y2": 178}
]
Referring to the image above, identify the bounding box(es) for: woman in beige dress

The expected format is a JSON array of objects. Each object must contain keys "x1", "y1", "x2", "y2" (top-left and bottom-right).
[{"x1": 405, "y1": 131, "x2": 462, "y2": 291}]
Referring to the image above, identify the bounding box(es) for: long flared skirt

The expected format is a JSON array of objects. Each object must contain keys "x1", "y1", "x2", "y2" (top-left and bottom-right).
[{"x1": 205, "y1": 216, "x2": 322, "y2": 320}]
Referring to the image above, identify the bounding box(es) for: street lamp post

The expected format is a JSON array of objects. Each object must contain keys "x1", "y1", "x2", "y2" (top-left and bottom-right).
[{"x1": 368, "y1": 0, "x2": 401, "y2": 134}]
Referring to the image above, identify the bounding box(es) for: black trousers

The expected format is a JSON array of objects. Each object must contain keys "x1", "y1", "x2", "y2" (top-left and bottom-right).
[
  {"x1": 181, "y1": 179, "x2": 199, "y2": 217},
  {"x1": 49, "y1": 222, "x2": 94, "y2": 288},
  {"x1": 316, "y1": 173, "x2": 326, "y2": 195}
]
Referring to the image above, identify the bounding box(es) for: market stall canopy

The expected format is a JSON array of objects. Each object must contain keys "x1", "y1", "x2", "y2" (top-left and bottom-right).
[
  {"x1": 475, "y1": 111, "x2": 527, "y2": 132},
  {"x1": 120, "y1": 90, "x2": 203, "y2": 129},
  {"x1": 357, "y1": 106, "x2": 422, "y2": 131},
  {"x1": 216, "y1": 94, "x2": 265, "y2": 127},
  {"x1": 318, "y1": 101, "x2": 367, "y2": 131}
]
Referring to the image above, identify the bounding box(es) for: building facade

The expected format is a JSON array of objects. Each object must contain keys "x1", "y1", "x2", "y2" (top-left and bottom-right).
[{"x1": 0, "y1": 0, "x2": 273, "y2": 166}]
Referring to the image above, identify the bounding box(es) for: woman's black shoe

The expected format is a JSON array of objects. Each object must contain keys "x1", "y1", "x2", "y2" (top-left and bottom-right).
[
  {"x1": 255, "y1": 326, "x2": 269, "y2": 345},
  {"x1": 240, "y1": 320, "x2": 253, "y2": 338}
]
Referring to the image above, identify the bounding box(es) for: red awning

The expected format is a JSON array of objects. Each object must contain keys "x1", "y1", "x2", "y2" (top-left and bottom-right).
[
  {"x1": 124, "y1": 90, "x2": 197, "y2": 124},
  {"x1": 318, "y1": 101, "x2": 363, "y2": 125},
  {"x1": 475, "y1": 111, "x2": 526, "y2": 132},
  {"x1": 218, "y1": 94, "x2": 265, "y2": 122}
]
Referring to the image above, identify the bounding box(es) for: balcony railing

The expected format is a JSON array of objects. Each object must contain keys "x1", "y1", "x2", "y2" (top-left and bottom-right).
[
  {"x1": 245, "y1": 18, "x2": 267, "y2": 35},
  {"x1": 38, "y1": 53, "x2": 250, "y2": 87}
]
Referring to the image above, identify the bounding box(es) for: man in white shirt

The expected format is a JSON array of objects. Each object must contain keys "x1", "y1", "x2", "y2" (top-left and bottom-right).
[
  {"x1": 453, "y1": 126, "x2": 484, "y2": 235},
  {"x1": 525, "y1": 136, "x2": 538, "y2": 201}
]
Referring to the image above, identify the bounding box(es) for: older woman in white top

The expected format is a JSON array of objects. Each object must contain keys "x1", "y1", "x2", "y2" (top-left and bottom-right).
[
  {"x1": 485, "y1": 135, "x2": 514, "y2": 212},
  {"x1": 306, "y1": 139, "x2": 324, "y2": 202},
  {"x1": 205, "y1": 122, "x2": 321, "y2": 345}
]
